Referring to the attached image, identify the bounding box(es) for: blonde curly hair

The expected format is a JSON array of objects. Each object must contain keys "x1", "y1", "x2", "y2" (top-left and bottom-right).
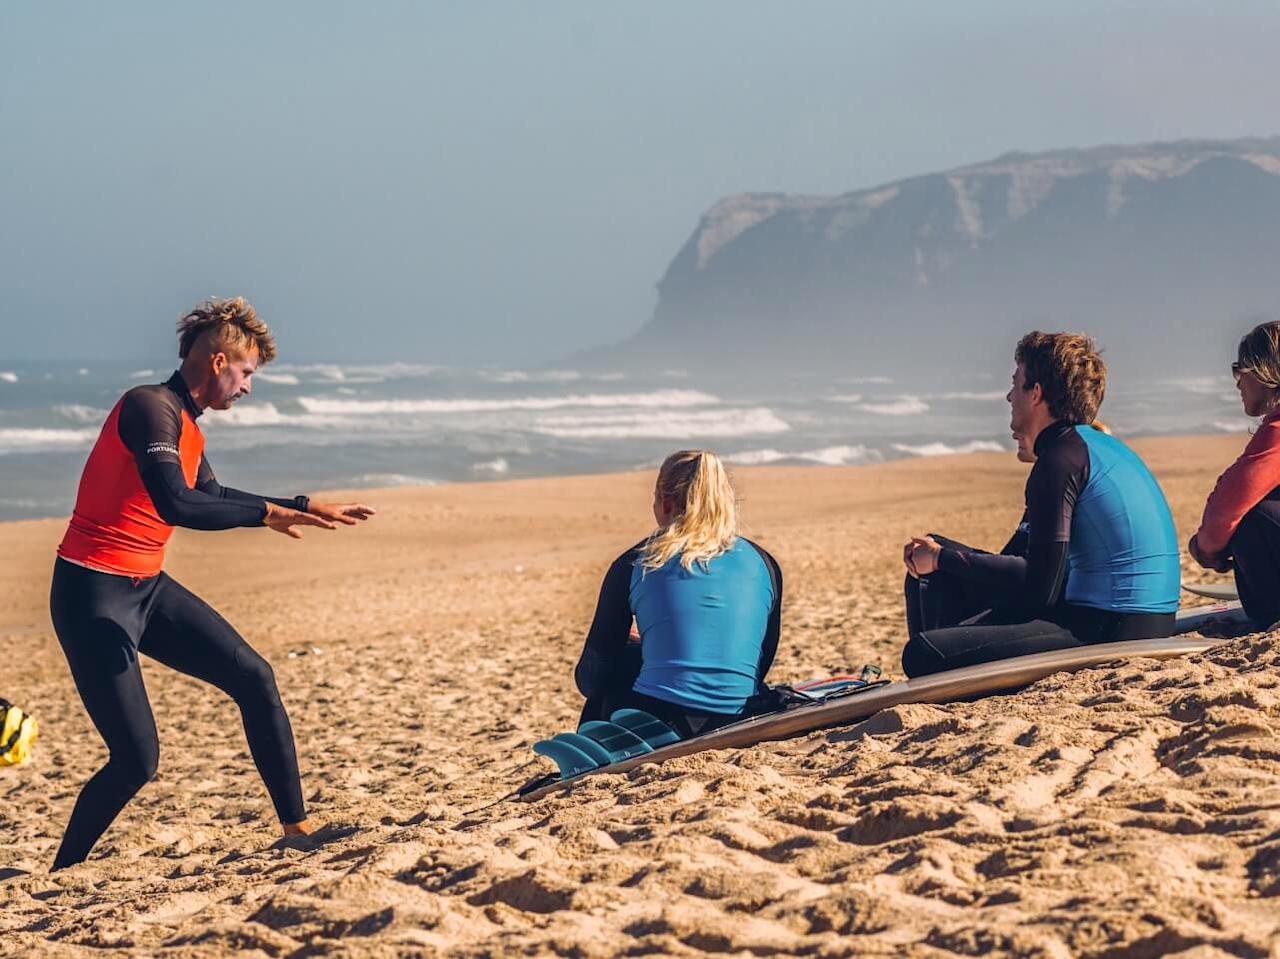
[{"x1": 176, "y1": 297, "x2": 276, "y2": 363}]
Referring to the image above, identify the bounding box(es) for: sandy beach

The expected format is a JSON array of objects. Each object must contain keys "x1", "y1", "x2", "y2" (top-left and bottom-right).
[{"x1": 2, "y1": 432, "x2": 1278, "y2": 958}]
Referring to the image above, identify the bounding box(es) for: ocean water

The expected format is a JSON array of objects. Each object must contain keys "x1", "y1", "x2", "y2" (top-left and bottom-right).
[{"x1": 0, "y1": 360, "x2": 1250, "y2": 522}]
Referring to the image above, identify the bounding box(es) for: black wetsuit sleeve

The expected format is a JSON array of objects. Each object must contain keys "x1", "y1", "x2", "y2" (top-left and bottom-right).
[
  {"x1": 574, "y1": 544, "x2": 644, "y2": 699},
  {"x1": 746, "y1": 540, "x2": 783, "y2": 688},
  {"x1": 117, "y1": 389, "x2": 267, "y2": 530},
  {"x1": 996, "y1": 432, "x2": 1087, "y2": 617},
  {"x1": 195, "y1": 456, "x2": 309, "y2": 513},
  {"x1": 935, "y1": 514, "x2": 1029, "y2": 590}
]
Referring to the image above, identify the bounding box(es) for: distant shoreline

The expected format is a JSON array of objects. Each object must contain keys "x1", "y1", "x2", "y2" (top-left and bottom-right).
[{"x1": 0, "y1": 431, "x2": 1244, "y2": 530}]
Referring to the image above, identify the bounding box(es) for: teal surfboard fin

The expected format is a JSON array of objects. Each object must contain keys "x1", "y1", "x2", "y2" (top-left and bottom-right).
[
  {"x1": 532, "y1": 737, "x2": 602, "y2": 779},
  {"x1": 552, "y1": 732, "x2": 613, "y2": 767},
  {"x1": 609, "y1": 708, "x2": 681, "y2": 748},
  {"x1": 577, "y1": 720, "x2": 654, "y2": 762}
]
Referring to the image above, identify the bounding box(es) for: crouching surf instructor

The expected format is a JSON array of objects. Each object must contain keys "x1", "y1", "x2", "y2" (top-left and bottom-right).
[
  {"x1": 899, "y1": 331, "x2": 1180, "y2": 677},
  {"x1": 50, "y1": 297, "x2": 375, "y2": 870}
]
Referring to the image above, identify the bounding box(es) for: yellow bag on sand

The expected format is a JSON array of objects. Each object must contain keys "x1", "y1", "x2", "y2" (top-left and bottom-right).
[{"x1": 1, "y1": 700, "x2": 38, "y2": 766}]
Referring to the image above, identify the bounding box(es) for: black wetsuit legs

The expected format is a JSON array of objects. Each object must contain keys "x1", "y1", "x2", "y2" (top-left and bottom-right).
[
  {"x1": 902, "y1": 607, "x2": 1176, "y2": 678},
  {"x1": 619, "y1": 690, "x2": 742, "y2": 739},
  {"x1": 1230, "y1": 494, "x2": 1280, "y2": 628},
  {"x1": 50, "y1": 559, "x2": 304, "y2": 870},
  {"x1": 903, "y1": 536, "x2": 1010, "y2": 640}
]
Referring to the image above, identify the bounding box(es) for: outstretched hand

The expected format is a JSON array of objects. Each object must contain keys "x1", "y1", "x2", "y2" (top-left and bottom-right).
[
  {"x1": 263, "y1": 501, "x2": 337, "y2": 539},
  {"x1": 307, "y1": 502, "x2": 377, "y2": 525}
]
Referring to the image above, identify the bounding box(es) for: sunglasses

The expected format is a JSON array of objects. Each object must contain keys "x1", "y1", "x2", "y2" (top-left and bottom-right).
[{"x1": 1232, "y1": 362, "x2": 1251, "y2": 379}]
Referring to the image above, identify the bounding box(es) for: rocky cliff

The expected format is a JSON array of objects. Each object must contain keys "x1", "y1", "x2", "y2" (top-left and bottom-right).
[{"x1": 597, "y1": 138, "x2": 1280, "y2": 375}]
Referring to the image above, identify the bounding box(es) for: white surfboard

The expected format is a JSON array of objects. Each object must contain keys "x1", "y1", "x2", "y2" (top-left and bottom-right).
[
  {"x1": 1182, "y1": 582, "x2": 1239, "y2": 601},
  {"x1": 520, "y1": 601, "x2": 1249, "y2": 802}
]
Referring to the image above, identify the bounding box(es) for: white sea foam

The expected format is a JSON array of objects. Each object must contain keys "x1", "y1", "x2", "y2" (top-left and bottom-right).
[
  {"x1": 0, "y1": 372, "x2": 17, "y2": 383},
  {"x1": 296, "y1": 390, "x2": 720, "y2": 415},
  {"x1": 0, "y1": 497, "x2": 57, "y2": 510},
  {"x1": 129, "y1": 369, "x2": 155, "y2": 379},
  {"x1": 353, "y1": 472, "x2": 437, "y2": 487},
  {"x1": 840, "y1": 375, "x2": 894, "y2": 385},
  {"x1": 472, "y1": 457, "x2": 510, "y2": 474},
  {"x1": 725, "y1": 444, "x2": 879, "y2": 466},
  {"x1": 826, "y1": 393, "x2": 863, "y2": 404},
  {"x1": 484, "y1": 369, "x2": 576, "y2": 384},
  {"x1": 202, "y1": 402, "x2": 350, "y2": 429},
  {"x1": 78, "y1": 368, "x2": 89, "y2": 376},
  {"x1": 1175, "y1": 376, "x2": 1233, "y2": 396},
  {"x1": 273, "y1": 362, "x2": 440, "y2": 383},
  {"x1": 533, "y1": 407, "x2": 788, "y2": 439},
  {"x1": 892, "y1": 440, "x2": 1008, "y2": 457},
  {"x1": 0, "y1": 427, "x2": 97, "y2": 453},
  {"x1": 55, "y1": 404, "x2": 109, "y2": 423},
  {"x1": 1213, "y1": 419, "x2": 1253, "y2": 433},
  {"x1": 932, "y1": 391, "x2": 1007, "y2": 401},
  {"x1": 858, "y1": 396, "x2": 931, "y2": 416},
  {"x1": 255, "y1": 372, "x2": 300, "y2": 385}
]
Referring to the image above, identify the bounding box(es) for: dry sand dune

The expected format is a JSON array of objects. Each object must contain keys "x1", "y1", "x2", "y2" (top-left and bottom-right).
[{"x1": 2, "y1": 435, "x2": 1278, "y2": 958}]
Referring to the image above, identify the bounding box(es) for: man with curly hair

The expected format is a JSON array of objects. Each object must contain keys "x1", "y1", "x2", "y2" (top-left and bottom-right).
[
  {"x1": 898, "y1": 331, "x2": 1180, "y2": 677},
  {"x1": 50, "y1": 297, "x2": 375, "y2": 870}
]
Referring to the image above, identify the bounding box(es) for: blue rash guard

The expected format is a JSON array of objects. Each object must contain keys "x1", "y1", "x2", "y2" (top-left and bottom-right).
[
  {"x1": 574, "y1": 537, "x2": 781, "y2": 718},
  {"x1": 902, "y1": 421, "x2": 1180, "y2": 678},
  {"x1": 1061, "y1": 424, "x2": 1180, "y2": 612},
  {"x1": 629, "y1": 538, "x2": 778, "y2": 714}
]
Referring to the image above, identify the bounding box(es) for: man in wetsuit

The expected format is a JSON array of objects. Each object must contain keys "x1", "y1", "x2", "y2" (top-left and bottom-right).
[
  {"x1": 898, "y1": 331, "x2": 1180, "y2": 678},
  {"x1": 50, "y1": 297, "x2": 375, "y2": 870}
]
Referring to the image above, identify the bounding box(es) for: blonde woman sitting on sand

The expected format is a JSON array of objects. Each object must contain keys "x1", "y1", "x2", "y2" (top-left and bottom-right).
[
  {"x1": 1190, "y1": 321, "x2": 1280, "y2": 628},
  {"x1": 574, "y1": 450, "x2": 782, "y2": 738}
]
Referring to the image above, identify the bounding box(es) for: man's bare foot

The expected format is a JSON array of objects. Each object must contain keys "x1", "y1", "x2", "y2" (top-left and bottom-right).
[{"x1": 282, "y1": 818, "x2": 319, "y2": 837}]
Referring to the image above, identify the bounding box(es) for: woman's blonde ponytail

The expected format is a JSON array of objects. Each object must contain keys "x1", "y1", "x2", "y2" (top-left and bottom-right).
[{"x1": 640, "y1": 450, "x2": 738, "y2": 572}]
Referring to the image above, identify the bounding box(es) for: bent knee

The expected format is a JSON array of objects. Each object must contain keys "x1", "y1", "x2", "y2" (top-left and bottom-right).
[
  {"x1": 109, "y1": 743, "x2": 160, "y2": 788},
  {"x1": 232, "y1": 645, "x2": 283, "y2": 708},
  {"x1": 901, "y1": 634, "x2": 944, "y2": 679}
]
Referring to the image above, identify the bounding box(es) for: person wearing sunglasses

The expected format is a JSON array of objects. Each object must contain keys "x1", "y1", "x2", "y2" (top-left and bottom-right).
[{"x1": 1189, "y1": 322, "x2": 1280, "y2": 628}]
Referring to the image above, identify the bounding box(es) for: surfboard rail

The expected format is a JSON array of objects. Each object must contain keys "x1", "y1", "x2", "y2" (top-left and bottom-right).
[{"x1": 519, "y1": 602, "x2": 1248, "y2": 803}]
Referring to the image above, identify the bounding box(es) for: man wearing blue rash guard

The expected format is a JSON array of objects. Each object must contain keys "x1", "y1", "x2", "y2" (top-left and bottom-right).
[{"x1": 899, "y1": 332, "x2": 1180, "y2": 678}]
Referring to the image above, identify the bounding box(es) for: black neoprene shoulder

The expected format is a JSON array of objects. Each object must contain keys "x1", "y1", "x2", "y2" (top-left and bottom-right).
[
  {"x1": 117, "y1": 383, "x2": 186, "y2": 468},
  {"x1": 115, "y1": 373, "x2": 304, "y2": 531},
  {"x1": 995, "y1": 421, "x2": 1089, "y2": 616}
]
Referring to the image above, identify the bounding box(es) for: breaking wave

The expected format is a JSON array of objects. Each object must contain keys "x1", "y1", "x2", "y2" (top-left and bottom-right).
[
  {"x1": 857, "y1": 396, "x2": 930, "y2": 416},
  {"x1": 297, "y1": 390, "x2": 719, "y2": 415},
  {"x1": 725, "y1": 445, "x2": 879, "y2": 466},
  {"x1": 891, "y1": 440, "x2": 1008, "y2": 457},
  {"x1": 0, "y1": 427, "x2": 97, "y2": 454},
  {"x1": 533, "y1": 408, "x2": 788, "y2": 439}
]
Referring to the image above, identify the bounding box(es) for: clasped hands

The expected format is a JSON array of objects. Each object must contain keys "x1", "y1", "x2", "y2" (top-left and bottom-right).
[{"x1": 903, "y1": 534, "x2": 942, "y2": 579}]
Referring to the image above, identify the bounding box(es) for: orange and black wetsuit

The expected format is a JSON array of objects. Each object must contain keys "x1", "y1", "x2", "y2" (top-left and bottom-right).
[{"x1": 50, "y1": 372, "x2": 307, "y2": 870}]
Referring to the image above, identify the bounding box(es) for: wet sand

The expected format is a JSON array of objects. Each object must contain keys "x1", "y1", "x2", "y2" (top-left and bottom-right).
[{"x1": 2, "y1": 433, "x2": 1278, "y2": 958}]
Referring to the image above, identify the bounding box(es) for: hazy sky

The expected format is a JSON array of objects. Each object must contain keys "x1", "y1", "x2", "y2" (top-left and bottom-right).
[{"x1": 3, "y1": 1, "x2": 1278, "y2": 366}]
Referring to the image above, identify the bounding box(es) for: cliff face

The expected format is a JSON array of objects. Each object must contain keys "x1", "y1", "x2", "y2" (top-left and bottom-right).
[{"x1": 610, "y1": 138, "x2": 1280, "y2": 375}]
